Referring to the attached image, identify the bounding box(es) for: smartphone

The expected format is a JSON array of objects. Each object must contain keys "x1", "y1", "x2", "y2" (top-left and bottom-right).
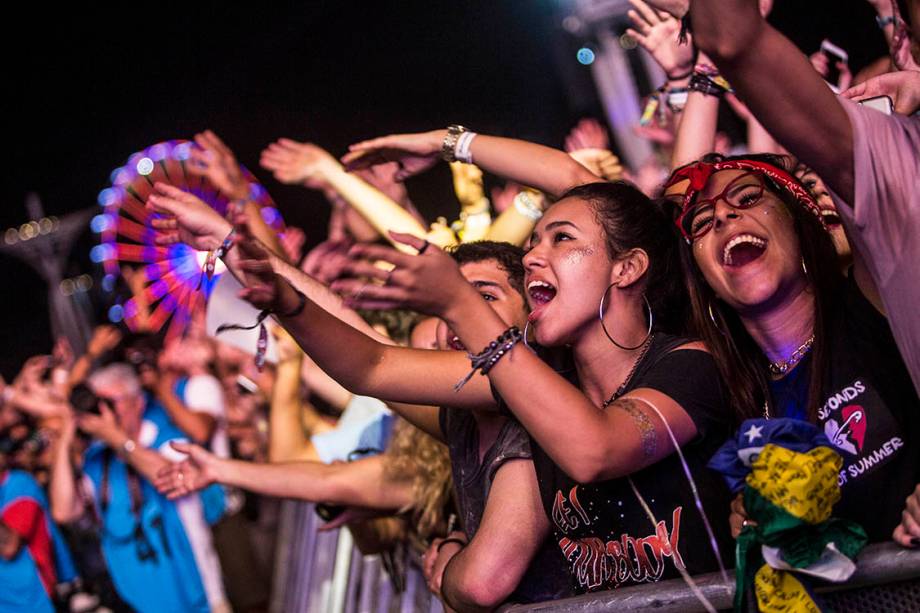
[
  {"x1": 821, "y1": 39, "x2": 848, "y2": 86},
  {"x1": 858, "y1": 95, "x2": 894, "y2": 115}
]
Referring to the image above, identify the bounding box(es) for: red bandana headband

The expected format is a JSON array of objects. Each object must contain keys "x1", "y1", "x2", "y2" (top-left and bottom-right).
[{"x1": 665, "y1": 159, "x2": 823, "y2": 224}]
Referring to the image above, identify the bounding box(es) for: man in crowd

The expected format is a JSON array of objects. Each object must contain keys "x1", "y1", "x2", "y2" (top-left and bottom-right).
[{"x1": 50, "y1": 363, "x2": 229, "y2": 613}]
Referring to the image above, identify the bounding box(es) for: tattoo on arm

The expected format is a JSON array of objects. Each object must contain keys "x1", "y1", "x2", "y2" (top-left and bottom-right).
[{"x1": 616, "y1": 398, "x2": 658, "y2": 458}]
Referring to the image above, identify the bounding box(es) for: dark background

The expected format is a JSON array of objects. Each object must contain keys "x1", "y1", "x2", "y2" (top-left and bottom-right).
[{"x1": 2, "y1": 1, "x2": 886, "y2": 376}]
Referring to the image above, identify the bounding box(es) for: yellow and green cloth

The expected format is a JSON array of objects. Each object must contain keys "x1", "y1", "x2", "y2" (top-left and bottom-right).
[{"x1": 709, "y1": 419, "x2": 867, "y2": 612}]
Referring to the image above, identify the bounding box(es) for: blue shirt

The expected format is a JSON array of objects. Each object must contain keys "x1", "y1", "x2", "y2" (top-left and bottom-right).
[{"x1": 82, "y1": 403, "x2": 210, "y2": 613}]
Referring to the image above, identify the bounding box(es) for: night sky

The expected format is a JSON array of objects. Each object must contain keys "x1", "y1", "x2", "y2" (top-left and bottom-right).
[{"x1": 3, "y1": 1, "x2": 885, "y2": 375}]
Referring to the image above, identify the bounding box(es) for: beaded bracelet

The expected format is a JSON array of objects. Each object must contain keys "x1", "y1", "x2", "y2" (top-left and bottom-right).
[{"x1": 454, "y1": 326, "x2": 523, "y2": 391}]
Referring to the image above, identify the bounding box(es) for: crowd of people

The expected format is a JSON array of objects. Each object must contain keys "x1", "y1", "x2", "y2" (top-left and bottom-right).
[{"x1": 2, "y1": 0, "x2": 919, "y2": 611}]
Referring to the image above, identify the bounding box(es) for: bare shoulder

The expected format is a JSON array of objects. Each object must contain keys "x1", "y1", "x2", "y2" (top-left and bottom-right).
[{"x1": 670, "y1": 340, "x2": 709, "y2": 353}]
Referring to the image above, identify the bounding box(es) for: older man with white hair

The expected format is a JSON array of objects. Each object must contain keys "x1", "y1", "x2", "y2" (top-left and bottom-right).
[{"x1": 50, "y1": 363, "x2": 229, "y2": 613}]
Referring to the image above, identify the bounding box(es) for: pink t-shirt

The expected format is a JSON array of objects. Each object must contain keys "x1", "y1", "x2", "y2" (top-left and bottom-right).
[{"x1": 831, "y1": 99, "x2": 920, "y2": 395}]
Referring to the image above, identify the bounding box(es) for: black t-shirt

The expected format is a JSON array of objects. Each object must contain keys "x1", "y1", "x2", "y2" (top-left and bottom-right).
[
  {"x1": 526, "y1": 334, "x2": 734, "y2": 594},
  {"x1": 439, "y1": 408, "x2": 572, "y2": 603},
  {"x1": 769, "y1": 275, "x2": 920, "y2": 542}
]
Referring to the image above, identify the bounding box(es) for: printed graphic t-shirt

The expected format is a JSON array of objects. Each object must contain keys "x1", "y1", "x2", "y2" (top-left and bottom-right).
[
  {"x1": 769, "y1": 275, "x2": 919, "y2": 542},
  {"x1": 529, "y1": 334, "x2": 734, "y2": 594}
]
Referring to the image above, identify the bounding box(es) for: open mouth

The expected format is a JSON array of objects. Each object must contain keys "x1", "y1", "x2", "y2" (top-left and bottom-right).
[
  {"x1": 722, "y1": 233, "x2": 767, "y2": 268},
  {"x1": 447, "y1": 335, "x2": 466, "y2": 351},
  {"x1": 820, "y1": 209, "x2": 842, "y2": 227},
  {"x1": 527, "y1": 280, "x2": 557, "y2": 306}
]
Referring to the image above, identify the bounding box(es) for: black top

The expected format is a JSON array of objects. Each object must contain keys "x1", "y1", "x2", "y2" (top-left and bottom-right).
[
  {"x1": 440, "y1": 407, "x2": 572, "y2": 603},
  {"x1": 769, "y1": 275, "x2": 920, "y2": 542},
  {"x1": 526, "y1": 334, "x2": 734, "y2": 594}
]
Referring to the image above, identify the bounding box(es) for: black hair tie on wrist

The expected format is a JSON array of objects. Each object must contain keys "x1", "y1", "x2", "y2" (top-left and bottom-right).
[{"x1": 216, "y1": 289, "x2": 307, "y2": 371}]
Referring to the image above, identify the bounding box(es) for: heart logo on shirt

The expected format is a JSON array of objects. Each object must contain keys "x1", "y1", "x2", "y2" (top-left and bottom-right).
[{"x1": 841, "y1": 405, "x2": 867, "y2": 452}]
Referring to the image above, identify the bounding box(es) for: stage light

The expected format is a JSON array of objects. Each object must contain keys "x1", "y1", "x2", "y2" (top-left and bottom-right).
[
  {"x1": 4, "y1": 229, "x2": 18, "y2": 245},
  {"x1": 577, "y1": 46, "x2": 596, "y2": 65},
  {"x1": 91, "y1": 214, "x2": 113, "y2": 233},
  {"x1": 102, "y1": 274, "x2": 116, "y2": 292},
  {"x1": 136, "y1": 157, "x2": 155, "y2": 176}
]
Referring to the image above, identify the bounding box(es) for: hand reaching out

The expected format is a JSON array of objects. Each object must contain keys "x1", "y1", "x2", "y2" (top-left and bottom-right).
[
  {"x1": 188, "y1": 130, "x2": 250, "y2": 201},
  {"x1": 52, "y1": 337, "x2": 75, "y2": 371},
  {"x1": 279, "y1": 226, "x2": 306, "y2": 264},
  {"x1": 490, "y1": 181, "x2": 522, "y2": 214},
  {"x1": 154, "y1": 441, "x2": 221, "y2": 500},
  {"x1": 626, "y1": 0, "x2": 694, "y2": 78},
  {"x1": 260, "y1": 139, "x2": 341, "y2": 190},
  {"x1": 342, "y1": 130, "x2": 445, "y2": 181},
  {"x1": 146, "y1": 182, "x2": 233, "y2": 251},
  {"x1": 809, "y1": 51, "x2": 853, "y2": 91},
  {"x1": 450, "y1": 162, "x2": 487, "y2": 209},
  {"x1": 330, "y1": 231, "x2": 469, "y2": 316}
]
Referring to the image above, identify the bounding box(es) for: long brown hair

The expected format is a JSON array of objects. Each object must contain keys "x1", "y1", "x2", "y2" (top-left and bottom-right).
[{"x1": 671, "y1": 154, "x2": 844, "y2": 424}]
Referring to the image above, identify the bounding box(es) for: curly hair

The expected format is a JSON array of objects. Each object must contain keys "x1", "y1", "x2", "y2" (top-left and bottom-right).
[{"x1": 381, "y1": 418, "x2": 453, "y2": 542}]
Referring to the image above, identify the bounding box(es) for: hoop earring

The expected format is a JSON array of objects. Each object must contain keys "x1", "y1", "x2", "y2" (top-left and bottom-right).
[
  {"x1": 599, "y1": 283, "x2": 653, "y2": 351},
  {"x1": 523, "y1": 319, "x2": 534, "y2": 351},
  {"x1": 707, "y1": 300, "x2": 728, "y2": 337},
  {"x1": 801, "y1": 256, "x2": 808, "y2": 278}
]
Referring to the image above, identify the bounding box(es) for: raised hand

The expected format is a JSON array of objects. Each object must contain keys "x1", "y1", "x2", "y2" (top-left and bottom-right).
[
  {"x1": 564, "y1": 118, "x2": 611, "y2": 152},
  {"x1": 52, "y1": 337, "x2": 75, "y2": 371},
  {"x1": 490, "y1": 181, "x2": 521, "y2": 214},
  {"x1": 77, "y1": 402, "x2": 125, "y2": 448},
  {"x1": 279, "y1": 226, "x2": 306, "y2": 264},
  {"x1": 450, "y1": 162, "x2": 487, "y2": 209},
  {"x1": 154, "y1": 441, "x2": 221, "y2": 500},
  {"x1": 626, "y1": 0, "x2": 694, "y2": 78},
  {"x1": 86, "y1": 325, "x2": 123, "y2": 360},
  {"x1": 146, "y1": 182, "x2": 232, "y2": 251},
  {"x1": 568, "y1": 148, "x2": 625, "y2": 182},
  {"x1": 188, "y1": 130, "x2": 250, "y2": 201},
  {"x1": 842, "y1": 70, "x2": 920, "y2": 115},
  {"x1": 232, "y1": 214, "x2": 301, "y2": 314},
  {"x1": 341, "y1": 130, "x2": 445, "y2": 181},
  {"x1": 271, "y1": 325, "x2": 303, "y2": 364},
  {"x1": 330, "y1": 232, "x2": 469, "y2": 316},
  {"x1": 259, "y1": 139, "x2": 341, "y2": 190}
]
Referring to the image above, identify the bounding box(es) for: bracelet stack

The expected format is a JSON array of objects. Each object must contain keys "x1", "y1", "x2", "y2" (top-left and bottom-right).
[
  {"x1": 441, "y1": 125, "x2": 477, "y2": 164},
  {"x1": 454, "y1": 326, "x2": 523, "y2": 391}
]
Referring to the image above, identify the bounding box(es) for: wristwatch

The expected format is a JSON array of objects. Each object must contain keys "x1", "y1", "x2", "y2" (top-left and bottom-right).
[{"x1": 441, "y1": 125, "x2": 467, "y2": 163}]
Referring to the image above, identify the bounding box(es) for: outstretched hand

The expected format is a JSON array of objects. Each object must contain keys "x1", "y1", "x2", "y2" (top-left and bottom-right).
[
  {"x1": 188, "y1": 130, "x2": 250, "y2": 201},
  {"x1": 342, "y1": 131, "x2": 444, "y2": 181},
  {"x1": 231, "y1": 213, "x2": 303, "y2": 315},
  {"x1": 626, "y1": 0, "x2": 694, "y2": 78},
  {"x1": 329, "y1": 232, "x2": 468, "y2": 316},
  {"x1": 260, "y1": 139, "x2": 341, "y2": 189},
  {"x1": 154, "y1": 441, "x2": 220, "y2": 500},
  {"x1": 146, "y1": 182, "x2": 232, "y2": 251}
]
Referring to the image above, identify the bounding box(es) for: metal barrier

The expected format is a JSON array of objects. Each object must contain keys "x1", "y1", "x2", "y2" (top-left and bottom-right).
[
  {"x1": 499, "y1": 542, "x2": 920, "y2": 613},
  {"x1": 270, "y1": 500, "x2": 443, "y2": 613}
]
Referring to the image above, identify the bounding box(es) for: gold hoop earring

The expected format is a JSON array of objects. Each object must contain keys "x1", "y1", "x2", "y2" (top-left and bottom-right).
[{"x1": 599, "y1": 283, "x2": 653, "y2": 351}]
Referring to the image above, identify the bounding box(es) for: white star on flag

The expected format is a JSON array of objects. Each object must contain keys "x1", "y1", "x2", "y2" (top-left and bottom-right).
[{"x1": 744, "y1": 423, "x2": 764, "y2": 444}]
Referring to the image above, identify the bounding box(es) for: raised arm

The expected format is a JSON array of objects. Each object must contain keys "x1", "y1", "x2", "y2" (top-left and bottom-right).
[
  {"x1": 339, "y1": 237, "x2": 700, "y2": 483},
  {"x1": 146, "y1": 182, "x2": 392, "y2": 345},
  {"x1": 49, "y1": 414, "x2": 84, "y2": 524},
  {"x1": 260, "y1": 139, "x2": 450, "y2": 251},
  {"x1": 689, "y1": 0, "x2": 855, "y2": 201},
  {"x1": 225, "y1": 217, "x2": 497, "y2": 412},
  {"x1": 343, "y1": 129, "x2": 598, "y2": 199}
]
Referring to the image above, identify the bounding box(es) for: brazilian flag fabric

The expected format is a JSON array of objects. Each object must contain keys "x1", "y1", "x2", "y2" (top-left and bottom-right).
[{"x1": 709, "y1": 419, "x2": 867, "y2": 612}]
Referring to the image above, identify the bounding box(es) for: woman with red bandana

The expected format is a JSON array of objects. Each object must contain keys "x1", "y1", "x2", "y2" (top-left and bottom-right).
[{"x1": 665, "y1": 154, "x2": 920, "y2": 547}]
